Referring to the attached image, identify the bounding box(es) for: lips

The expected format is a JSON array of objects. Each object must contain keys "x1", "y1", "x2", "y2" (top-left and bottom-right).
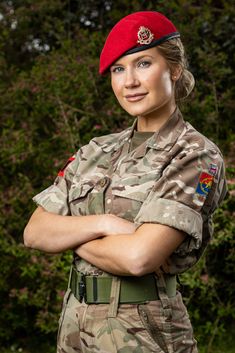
[{"x1": 125, "y1": 93, "x2": 148, "y2": 102}]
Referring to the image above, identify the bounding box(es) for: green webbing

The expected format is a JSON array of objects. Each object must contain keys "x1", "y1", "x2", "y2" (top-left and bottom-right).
[
  {"x1": 69, "y1": 267, "x2": 176, "y2": 304},
  {"x1": 107, "y1": 276, "x2": 121, "y2": 317}
]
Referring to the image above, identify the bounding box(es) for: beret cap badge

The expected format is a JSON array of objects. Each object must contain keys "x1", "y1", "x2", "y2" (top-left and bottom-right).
[{"x1": 137, "y1": 26, "x2": 154, "y2": 45}]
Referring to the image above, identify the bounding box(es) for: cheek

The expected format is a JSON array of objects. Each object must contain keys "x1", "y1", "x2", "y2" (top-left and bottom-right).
[
  {"x1": 111, "y1": 80, "x2": 127, "y2": 108},
  {"x1": 161, "y1": 71, "x2": 173, "y2": 94},
  {"x1": 147, "y1": 71, "x2": 173, "y2": 98},
  {"x1": 111, "y1": 77, "x2": 122, "y2": 98}
]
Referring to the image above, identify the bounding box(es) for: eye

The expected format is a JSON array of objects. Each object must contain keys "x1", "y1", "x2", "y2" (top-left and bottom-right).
[
  {"x1": 110, "y1": 66, "x2": 124, "y2": 73},
  {"x1": 137, "y1": 60, "x2": 151, "y2": 68}
]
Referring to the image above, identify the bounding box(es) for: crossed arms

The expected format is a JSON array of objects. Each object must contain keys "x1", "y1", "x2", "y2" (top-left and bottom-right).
[{"x1": 24, "y1": 206, "x2": 185, "y2": 276}]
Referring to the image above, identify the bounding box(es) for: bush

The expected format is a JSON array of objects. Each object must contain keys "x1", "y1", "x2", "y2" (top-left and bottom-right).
[{"x1": 0, "y1": 0, "x2": 234, "y2": 351}]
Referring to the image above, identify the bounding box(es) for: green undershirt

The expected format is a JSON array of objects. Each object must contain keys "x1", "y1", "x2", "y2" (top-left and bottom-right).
[{"x1": 129, "y1": 130, "x2": 154, "y2": 152}]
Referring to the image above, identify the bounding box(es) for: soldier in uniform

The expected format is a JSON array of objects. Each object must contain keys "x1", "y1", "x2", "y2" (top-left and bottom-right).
[{"x1": 24, "y1": 11, "x2": 227, "y2": 353}]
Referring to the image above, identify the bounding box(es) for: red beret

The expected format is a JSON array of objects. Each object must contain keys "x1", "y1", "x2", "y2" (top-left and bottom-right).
[{"x1": 99, "y1": 11, "x2": 180, "y2": 75}]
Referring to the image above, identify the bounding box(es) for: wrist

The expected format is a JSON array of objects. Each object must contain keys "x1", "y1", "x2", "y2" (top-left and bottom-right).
[
  {"x1": 97, "y1": 214, "x2": 113, "y2": 236},
  {"x1": 94, "y1": 214, "x2": 107, "y2": 237}
]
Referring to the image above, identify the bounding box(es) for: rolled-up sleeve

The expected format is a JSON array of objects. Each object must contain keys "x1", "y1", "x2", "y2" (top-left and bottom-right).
[
  {"x1": 134, "y1": 147, "x2": 226, "y2": 256},
  {"x1": 33, "y1": 153, "x2": 79, "y2": 215},
  {"x1": 135, "y1": 198, "x2": 202, "y2": 252}
]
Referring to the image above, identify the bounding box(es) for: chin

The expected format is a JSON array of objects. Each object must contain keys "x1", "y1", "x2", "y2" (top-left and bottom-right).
[
  {"x1": 121, "y1": 101, "x2": 163, "y2": 118},
  {"x1": 127, "y1": 108, "x2": 156, "y2": 118},
  {"x1": 122, "y1": 106, "x2": 149, "y2": 117}
]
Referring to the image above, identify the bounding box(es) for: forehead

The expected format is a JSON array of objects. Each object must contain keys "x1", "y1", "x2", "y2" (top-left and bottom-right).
[{"x1": 112, "y1": 47, "x2": 161, "y2": 66}]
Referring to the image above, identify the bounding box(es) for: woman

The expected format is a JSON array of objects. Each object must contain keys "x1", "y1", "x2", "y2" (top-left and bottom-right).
[{"x1": 24, "y1": 11, "x2": 227, "y2": 353}]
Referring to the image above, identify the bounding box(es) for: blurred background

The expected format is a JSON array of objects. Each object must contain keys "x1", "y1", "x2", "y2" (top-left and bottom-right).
[{"x1": 0, "y1": 1, "x2": 234, "y2": 352}]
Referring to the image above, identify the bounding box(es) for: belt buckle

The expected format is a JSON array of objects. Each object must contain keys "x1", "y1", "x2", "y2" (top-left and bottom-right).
[{"x1": 79, "y1": 274, "x2": 86, "y2": 303}]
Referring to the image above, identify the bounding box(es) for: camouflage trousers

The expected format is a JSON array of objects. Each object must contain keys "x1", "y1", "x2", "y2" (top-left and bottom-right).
[{"x1": 57, "y1": 289, "x2": 197, "y2": 353}]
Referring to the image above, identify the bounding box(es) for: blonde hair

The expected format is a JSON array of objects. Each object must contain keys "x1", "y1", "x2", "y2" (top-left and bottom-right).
[{"x1": 157, "y1": 38, "x2": 195, "y2": 102}]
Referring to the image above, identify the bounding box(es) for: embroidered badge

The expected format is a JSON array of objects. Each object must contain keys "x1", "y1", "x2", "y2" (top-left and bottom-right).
[
  {"x1": 195, "y1": 172, "x2": 214, "y2": 196},
  {"x1": 137, "y1": 26, "x2": 154, "y2": 45},
  {"x1": 58, "y1": 156, "x2": 75, "y2": 177},
  {"x1": 209, "y1": 163, "x2": 218, "y2": 176}
]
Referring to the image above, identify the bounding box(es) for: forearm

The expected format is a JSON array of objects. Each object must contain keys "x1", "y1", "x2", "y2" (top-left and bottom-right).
[
  {"x1": 76, "y1": 223, "x2": 186, "y2": 276},
  {"x1": 23, "y1": 206, "x2": 107, "y2": 253},
  {"x1": 76, "y1": 234, "x2": 137, "y2": 276},
  {"x1": 24, "y1": 206, "x2": 136, "y2": 254}
]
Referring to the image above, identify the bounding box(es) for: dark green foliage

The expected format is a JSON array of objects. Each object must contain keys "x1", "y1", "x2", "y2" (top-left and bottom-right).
[
  {"x1": 181, "y1": 180, "x2": 235, "y2": 350},
  {"x1": 0, "y1": 0, "x2": 234, "y2": 351}
]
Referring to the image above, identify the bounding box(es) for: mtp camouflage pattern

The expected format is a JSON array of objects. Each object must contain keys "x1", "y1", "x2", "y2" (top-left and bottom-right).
[
  {"x1": 33, "y1": 108, "x2": 227, "y2": 352},
  {"x1": 57, "y1": 289, "x2": 197, "y2": 353}
]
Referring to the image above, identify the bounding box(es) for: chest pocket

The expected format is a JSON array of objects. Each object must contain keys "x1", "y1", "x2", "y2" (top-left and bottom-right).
[
  {"x1": 112, "y1": 169, "x2": 160, "y2": 199},
  {"x1": 111, "y1": 171, "x2": 160, "y2": 221},
  {"x1": 69, "y1": 177, "x2": 110, "y2": 216}
]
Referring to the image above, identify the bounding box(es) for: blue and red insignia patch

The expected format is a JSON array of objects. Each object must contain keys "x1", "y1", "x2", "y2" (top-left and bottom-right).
[{"x1": 195, "y1": 172, "x2": 214, "y2": 196}]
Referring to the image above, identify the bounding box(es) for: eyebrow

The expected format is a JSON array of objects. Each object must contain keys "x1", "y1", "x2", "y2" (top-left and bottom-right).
[{"x1": 111, "y1": 54, "x2": 154, "y2": 67}]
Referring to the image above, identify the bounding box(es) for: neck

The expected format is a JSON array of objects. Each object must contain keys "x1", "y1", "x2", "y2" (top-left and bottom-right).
[{"x1": 137, "y1": 104, "x2": 177, "y2": 132}]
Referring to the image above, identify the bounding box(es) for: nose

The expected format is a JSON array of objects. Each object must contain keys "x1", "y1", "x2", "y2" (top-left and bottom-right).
[{"x1": 124, "y1": 68, "x2": 140, "y2": 88}]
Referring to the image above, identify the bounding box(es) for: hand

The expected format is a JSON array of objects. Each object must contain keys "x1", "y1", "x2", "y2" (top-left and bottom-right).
[{"x1": 102, "y1": 214, "x2": 136, "y2": 236}]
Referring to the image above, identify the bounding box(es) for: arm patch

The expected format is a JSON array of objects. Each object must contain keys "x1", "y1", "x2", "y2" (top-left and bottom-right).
[{"x1": 58, "y1": 156, "x2": 75, "y2": 177}]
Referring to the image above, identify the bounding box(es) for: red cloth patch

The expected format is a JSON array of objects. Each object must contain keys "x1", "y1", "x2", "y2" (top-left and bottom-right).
[{"x1": 58, "y1": 156, "x2": 75, "y2": 177}]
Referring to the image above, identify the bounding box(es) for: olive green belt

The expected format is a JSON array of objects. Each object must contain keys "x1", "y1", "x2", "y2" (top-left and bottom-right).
[{"x1": 68, "y1": 266, "x2": 176, "y2": 304}]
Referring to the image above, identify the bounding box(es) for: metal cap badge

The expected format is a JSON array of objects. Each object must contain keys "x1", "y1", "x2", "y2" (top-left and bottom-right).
[{"x1": 137, "y1": 26, "x2": 154, "y2": 45}]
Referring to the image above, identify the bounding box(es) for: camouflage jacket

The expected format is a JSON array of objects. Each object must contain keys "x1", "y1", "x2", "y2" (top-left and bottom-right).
[{"x1": 33, "y1": 108, "x2": 227, "y2": 274}]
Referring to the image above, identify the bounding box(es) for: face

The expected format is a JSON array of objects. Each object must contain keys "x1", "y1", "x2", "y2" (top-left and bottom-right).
[{"x1": 110, "y1": 47, "x2": 177, "y2": 122}]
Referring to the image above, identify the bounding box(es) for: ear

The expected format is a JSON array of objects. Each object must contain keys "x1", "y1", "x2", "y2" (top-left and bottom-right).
[{"x1": 171, "y1": 65, "x2": 182, "y2": 81}]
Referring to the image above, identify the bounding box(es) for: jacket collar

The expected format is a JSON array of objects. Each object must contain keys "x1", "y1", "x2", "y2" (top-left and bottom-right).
[
  {"x1": 99, "y1": 125, "x2": 133, "y2": 153},
  {"x1": 100, "y1": 107, "x2": 185, "y2": 153},
  {"x1": 147, "y1": 107, "x2": 185, "y2": 151}
]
